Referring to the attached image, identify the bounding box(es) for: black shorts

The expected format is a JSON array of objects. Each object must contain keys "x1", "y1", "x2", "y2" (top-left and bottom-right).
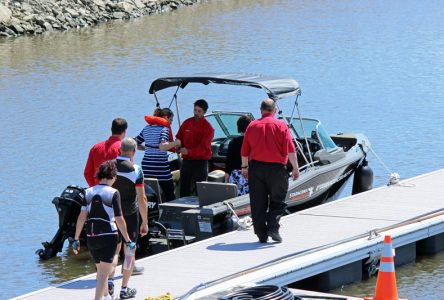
[
  {"x1": 119, "y1": 212, "x2": 139, "y2": 243},
  {"x1": 87, "y1": 234, "x2": 118, "y2": 264}
]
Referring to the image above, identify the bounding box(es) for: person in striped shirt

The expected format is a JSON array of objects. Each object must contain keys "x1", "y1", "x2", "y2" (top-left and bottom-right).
[{"x1": 136, "y1": 108, "x2": 180, "y2": 201}]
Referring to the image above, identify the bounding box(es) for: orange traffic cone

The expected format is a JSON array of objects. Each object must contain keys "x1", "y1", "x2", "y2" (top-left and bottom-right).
[{"x1": 364, "y1": 235, "x2": 407, "y2": 300}]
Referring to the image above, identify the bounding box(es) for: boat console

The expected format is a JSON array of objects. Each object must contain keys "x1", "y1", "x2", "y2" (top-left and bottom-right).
[{"x1": 158, "y1": 181, "x2": 250, "y2": 241}]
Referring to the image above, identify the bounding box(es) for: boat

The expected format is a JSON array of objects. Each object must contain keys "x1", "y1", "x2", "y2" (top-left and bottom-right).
[
  {"x1": 36, "y1": 73, "x2": 373, "y2": 259},
  {"x1": 147, "y1": 73, "x2": 373, "y2": 246}
]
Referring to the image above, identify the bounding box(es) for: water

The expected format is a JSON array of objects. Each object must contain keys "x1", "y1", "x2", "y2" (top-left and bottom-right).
[{"x1": 0, "y1": 0, "x2": 443, "y2": 298}]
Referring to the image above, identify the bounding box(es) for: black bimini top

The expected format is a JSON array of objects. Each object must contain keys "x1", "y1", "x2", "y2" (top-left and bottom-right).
[{"x1": 148, "y1": 73, "x2": 301, "y2": 100}]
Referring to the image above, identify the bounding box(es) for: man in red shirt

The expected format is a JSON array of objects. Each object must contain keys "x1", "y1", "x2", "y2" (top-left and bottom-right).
[
  {"x1": 84, "y1": 118, "x2": 127, "y2": 187},
  {"x1": 83, "y1": 118, "x2": 145, "y2": 288},
  {"x1": 241, "y1": 99, "x2": 299, "y2": 243},
  {"x1": 176, "y1": 99, "x2": 214, "y2": 197}
]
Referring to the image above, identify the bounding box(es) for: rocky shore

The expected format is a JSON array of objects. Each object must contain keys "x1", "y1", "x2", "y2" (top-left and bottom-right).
[{"x1": 0, "y1": 0, "x2": 201, "y2": 37}]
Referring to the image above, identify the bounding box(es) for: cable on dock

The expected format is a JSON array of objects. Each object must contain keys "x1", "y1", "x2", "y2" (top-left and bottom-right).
[
  {"x1": 221, "y1": 285, "x2": 295, "y2": 299},
  {"x1": 223, "y1": 201, "x2": 253, "y2": 230},
  {"x1": 220, "y1": 285, "x2": 349, "y2": 299}
]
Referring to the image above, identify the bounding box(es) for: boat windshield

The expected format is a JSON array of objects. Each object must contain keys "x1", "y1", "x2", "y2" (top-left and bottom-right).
[
  {"x1": 206, "y1": 112, "x2": 254, "y2": 138},
  {"x1": 290, "y1": 118, "x2": 338, "y2": 152}
]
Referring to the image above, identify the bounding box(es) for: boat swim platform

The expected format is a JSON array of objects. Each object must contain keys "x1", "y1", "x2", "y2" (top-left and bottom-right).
[{"x1": 15, "y1": 169, "x2": 444, "y2": 300}]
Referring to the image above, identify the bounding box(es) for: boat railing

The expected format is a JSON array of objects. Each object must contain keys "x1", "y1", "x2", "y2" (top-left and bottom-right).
[
  {"x1": 294, "y1": 139, "x2": 311, "y2": 166},
  {"x1": 298, "y1": 161, "x2": 319, "y2": 173}
]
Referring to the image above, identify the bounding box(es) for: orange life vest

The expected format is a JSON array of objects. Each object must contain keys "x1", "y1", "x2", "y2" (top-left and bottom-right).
[{"x1": 144, "y1": 115, "x2": 175, "y2": 152}]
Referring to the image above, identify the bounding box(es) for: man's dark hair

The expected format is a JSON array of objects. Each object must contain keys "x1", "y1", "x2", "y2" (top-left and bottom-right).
[
  {"x1": 260, "y1": 99, "x2": 276, "y2": 112},
  {"x1": 237, "y1": 115, "x2": 252, "y2": 133},
  {"x1": 194, "y1": 99, "x2": 209, "y2": 113},
  {"x1": 96, "y1": 160, "x2": 117, "y2": 180},
  {"x1": 111, "y1": 117, "x2": 128, "y2": 135}
]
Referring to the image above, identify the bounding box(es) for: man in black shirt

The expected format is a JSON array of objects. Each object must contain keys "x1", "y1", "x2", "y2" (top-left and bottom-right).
[{"x1": 110, "y1": 137, "x2": 148, "y2": 299}]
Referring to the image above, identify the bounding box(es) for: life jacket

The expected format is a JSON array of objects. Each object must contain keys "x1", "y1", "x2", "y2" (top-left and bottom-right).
[{"x1": 144, "y1": 115, "x2": 175, "y2": 152}]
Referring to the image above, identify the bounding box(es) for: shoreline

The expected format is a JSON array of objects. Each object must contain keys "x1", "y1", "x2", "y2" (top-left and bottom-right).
[{"x1": 0, "y1": 0, "x2": 202, "y2": 38}]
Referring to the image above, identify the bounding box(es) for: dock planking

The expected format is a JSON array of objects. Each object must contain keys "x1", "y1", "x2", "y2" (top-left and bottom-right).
[{"x1": 14, "y1": 169, "x2": 444, "y2": 299}]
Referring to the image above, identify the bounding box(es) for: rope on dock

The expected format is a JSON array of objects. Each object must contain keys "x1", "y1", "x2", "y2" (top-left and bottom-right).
[
  {"x1": 367, "y1": 146, "x2": 402, "y2": 186},
  {"x1": 223, "y1": 201, "x2": 253, "y2": 230}
]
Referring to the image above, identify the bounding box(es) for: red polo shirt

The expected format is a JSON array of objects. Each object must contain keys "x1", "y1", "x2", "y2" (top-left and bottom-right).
[
  {"x1": 84, "y1": 136, "x2": 121, "y2": 187},
  {"x1": 241, "y1": 113, "x2": 296, "y2": 165},
  {"x1": 176, "y1": 116, "x2": 214, "y2": 160}
]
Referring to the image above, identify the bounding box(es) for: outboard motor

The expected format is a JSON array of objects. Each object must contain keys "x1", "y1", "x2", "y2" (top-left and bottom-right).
[
  {"x1": 145, "y1": 183, "x2": 159, "y2": 221},
  {"x1": 38, "y1": 183, "x2": 161, "y2": 259},
  {"x1": 136, "y1": 183, "x2": 161, "y2": 255},
  {"x1": 352, "y1": 159, "x2": 374, "y2": 194},
  {"x1": 36, "y1": 185, "x2": 85, "y2": 260}
]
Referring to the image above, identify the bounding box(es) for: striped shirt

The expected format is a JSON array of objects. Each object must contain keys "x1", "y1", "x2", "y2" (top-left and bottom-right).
[{"x1": 136, "y1": 125, "x2": 173, "y2": 182}]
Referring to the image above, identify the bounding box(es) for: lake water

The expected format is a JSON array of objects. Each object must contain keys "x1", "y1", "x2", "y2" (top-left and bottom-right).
[{"x1": 1, "y1": 0, "x2": 444, "y2": 299}]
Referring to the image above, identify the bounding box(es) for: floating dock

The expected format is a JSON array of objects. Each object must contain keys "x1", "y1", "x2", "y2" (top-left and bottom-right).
[{"x1": 14, "y1": 169, "x2": 444, "y2": 300}]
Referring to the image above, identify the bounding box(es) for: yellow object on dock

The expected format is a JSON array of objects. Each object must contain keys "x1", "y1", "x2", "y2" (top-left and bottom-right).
[{"x1": 145, "y1": 292, "x2": 173, "y2": 300}]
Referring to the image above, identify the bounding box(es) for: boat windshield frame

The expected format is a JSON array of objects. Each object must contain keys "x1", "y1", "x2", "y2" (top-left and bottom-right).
[
  {"x1": 205, "y1": 111, "x2": 255, "y2": 139},
  {"x1": 287, "y1": 117, "x2": 338, "y2": 152}
]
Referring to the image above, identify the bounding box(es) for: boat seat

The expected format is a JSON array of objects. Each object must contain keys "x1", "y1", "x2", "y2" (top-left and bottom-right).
[
  {"x1": 313, "y1": 148, "x2": 346, "y2": 165},
  {"x1": 196, "y1": 181, "x2": 238, "y2": 206},
  {"x1": 207, "y1": 169, "x2": 225, "y2": 183},
  {"x1": 171, "y1": 170, "x2": 180, "y2": 183}
]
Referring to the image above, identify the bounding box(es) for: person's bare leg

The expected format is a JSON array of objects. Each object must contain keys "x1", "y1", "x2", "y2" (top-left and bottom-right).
[
  {"x1": 104, "y1": 252, "x2": 119, "y2": 297},
  {"x1": 110, "y1": 252, "x2": 118, "y2": 277},
  {"x1": 95, "y1": 262, "x2": 113, "y2": 300},
  {"x1": 108, "y1": 242, "x2": 121, "y2": 280},
  {"x1": 107, "y1": 241, "x2": 121, "y2": 298}
]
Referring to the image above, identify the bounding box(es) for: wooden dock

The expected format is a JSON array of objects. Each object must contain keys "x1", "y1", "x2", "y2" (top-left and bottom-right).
[{"x1": 14, "y1": 169, "x2": 444, "y2": 300}]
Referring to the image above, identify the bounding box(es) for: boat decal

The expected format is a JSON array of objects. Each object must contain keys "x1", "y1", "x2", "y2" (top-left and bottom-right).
[
  {"x1": 147, "y1": 201, "x2": 157, "y2": 209},
  {"x1": 288, "y1": 169, "x2": 354, "y2": 202},
  {"x1": 289, "y1": 187, "x2": 314, "y2": 202},
  {"x1": 235, "y1": 206, "x2": 251, "y2": 216},
  {"x1": 315, "y1": 169, "x2": 353, "y2": 192}
]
